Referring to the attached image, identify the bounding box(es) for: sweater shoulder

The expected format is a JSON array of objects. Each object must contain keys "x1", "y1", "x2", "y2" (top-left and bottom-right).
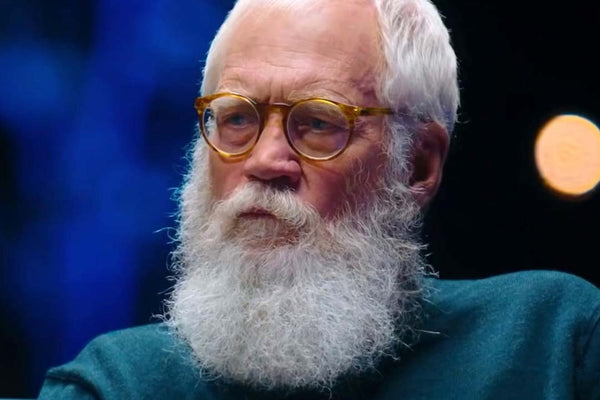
[
  {"x1": 430, "y1": 270, "x2": 600, "y2": 310},
  {"x1": 42, "y1": 323, "x2": 205, "y2": 400}
]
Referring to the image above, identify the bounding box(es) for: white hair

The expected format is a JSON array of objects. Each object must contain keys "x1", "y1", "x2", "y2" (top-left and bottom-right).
[
  {"x1": 373, "y1": 0, "x2": 459, "y2": 184},
  {"x1": 166, "y1": 144, "x2": 428, "y2": 390}
]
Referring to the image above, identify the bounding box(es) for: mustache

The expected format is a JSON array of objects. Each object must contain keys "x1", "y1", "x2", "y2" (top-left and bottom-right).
[{"x1": 211, "y1": 181, "x2": 321, "y2": 230}]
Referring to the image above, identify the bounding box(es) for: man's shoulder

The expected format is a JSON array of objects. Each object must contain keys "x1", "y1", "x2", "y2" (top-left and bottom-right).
[
  {"x1": 40, "y1": 323, "x2": 205, "y2": 399},
  {"x1": 423, "y1": 269, "x2": 600, "y2": 350},
  {"x1": 69, "y1": 323, "x2": 185, "y2": 369},
  {"x1": 84, "y1": 322, "x2": 172, "y2": 351},
  {"x1": 431, "y1": 269, "x2": 599, "y2": 309},
  {"x1": 393, "y1": 271, "x2": 600, "y2": 398}
]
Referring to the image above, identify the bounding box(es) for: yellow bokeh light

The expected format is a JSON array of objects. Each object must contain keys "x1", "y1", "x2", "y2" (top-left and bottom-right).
[{"x1": 535, "y1": 114, "x2": 600, "y2": 196}]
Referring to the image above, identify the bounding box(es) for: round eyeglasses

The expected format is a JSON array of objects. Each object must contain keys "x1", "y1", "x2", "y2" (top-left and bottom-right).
[{"x1": 194, "y1": 93, "x2": 393, "y2": 161}]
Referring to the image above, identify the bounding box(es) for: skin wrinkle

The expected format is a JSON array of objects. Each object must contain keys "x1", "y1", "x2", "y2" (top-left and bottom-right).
[
  {"x1": 217, "y1": 69, "x2": 379, "y2": 107},
  {"x1": 223, "y1": 46, "x2": 373, "y2": 74}
]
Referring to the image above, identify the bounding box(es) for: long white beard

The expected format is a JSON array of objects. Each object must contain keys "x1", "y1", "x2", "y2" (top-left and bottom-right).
[{"x1": 165, "y1": 143, "x2": 429, "y2": 390}]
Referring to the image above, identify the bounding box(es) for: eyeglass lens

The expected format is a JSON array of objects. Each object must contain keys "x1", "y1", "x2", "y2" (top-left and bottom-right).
[
  {"x1": 202, "y1": 96, "x2": 259, "y2": 154},
  {"x1": 201, "y1": 95, "x2": 351, "y2": 159}
]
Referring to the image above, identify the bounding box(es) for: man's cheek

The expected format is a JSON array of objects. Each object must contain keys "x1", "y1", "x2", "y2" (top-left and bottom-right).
[{"x1": 208, "y1": 158, "x2": 242, "y2": 202}]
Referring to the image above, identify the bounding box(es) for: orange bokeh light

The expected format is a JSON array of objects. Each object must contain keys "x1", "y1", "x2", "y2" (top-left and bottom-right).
[{"x1": 535, "y1": 115, "x2": 600, "y2": 196}]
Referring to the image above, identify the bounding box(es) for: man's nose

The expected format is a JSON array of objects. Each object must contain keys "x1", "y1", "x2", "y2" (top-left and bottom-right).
[{"x1": 243, "y1": 113, "x2": 302, "y2": 188}]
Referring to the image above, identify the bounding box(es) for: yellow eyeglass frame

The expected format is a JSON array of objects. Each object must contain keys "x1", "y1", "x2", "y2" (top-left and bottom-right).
[{"x1": 194, "y1": 92, "x2": 393, "y2": 161}]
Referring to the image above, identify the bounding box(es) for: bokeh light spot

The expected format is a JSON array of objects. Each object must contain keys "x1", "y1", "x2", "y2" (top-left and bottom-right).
[{"x1": 535, "y1": 114, "x2": 600, "y2": 196}]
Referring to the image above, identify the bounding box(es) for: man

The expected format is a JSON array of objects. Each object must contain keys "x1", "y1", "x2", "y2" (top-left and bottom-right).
[{"x1": 39, "y1": 0, "x2": 600, "y2": 398}]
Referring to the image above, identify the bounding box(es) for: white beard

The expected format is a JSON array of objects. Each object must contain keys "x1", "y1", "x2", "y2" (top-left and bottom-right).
[{"x1": 165, "y1": 143, "x2": 429, "y2": 390}]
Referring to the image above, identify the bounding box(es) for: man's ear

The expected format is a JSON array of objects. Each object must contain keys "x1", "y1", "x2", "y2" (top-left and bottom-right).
[{"x1": 408, "y1": 121, "x2": 449, "y2": 206}]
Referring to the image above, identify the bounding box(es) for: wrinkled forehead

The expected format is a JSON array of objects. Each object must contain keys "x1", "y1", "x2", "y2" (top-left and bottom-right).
[{"x1": 204, "y1": 0, "x2": 384, "y2": 100}]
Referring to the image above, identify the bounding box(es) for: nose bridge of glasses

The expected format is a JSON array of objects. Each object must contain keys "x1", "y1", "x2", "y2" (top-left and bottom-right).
[
  {"x1": 253, "y1": 103, "x2": 294, "y2": 144},
  {"x1": 252, "y1": 102, "x2": 294, "y2": 153},
  {"x1": 242, "y1": 102, "x2": 307, "y2": 170},
  {"x1": 257, "y1": 102, "x2": 293, "y2": 124}
]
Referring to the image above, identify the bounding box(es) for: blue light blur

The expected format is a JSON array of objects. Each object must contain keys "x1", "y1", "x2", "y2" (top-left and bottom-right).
[{"x1": 0, "y1": 0, "x2": 234, "y2": 396}]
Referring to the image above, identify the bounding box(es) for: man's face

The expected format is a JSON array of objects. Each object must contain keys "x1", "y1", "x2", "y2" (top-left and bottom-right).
[
  {"x1": 208, "y1": 0, "x2": 387, "y2": 220},
  {"x1": 168, "y1": 0, "x2": 430, "y2": 390}
]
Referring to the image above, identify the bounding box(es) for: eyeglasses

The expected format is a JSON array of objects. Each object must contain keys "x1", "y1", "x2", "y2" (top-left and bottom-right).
[{"x1": 194, "y1": 92, "x2": 393, "y2": 161}]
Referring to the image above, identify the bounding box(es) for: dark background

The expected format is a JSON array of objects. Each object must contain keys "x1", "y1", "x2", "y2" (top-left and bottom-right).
[{"x1": 1, "y1": 0, "x2": 599, "y2": 397}]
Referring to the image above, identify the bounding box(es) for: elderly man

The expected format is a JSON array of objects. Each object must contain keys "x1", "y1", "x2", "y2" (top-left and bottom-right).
[{"x1": 39, "y1": 0, "x2": 600, "y2": 398}]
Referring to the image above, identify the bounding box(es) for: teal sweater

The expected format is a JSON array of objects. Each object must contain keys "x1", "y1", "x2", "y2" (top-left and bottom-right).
[{"x1": 38, "y1": 271, "x2": 600, "y2": 399}]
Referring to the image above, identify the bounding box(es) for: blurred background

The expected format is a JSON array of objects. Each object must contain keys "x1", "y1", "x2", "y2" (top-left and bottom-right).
[{"x1": 0, "y1": 0, "x2": 599, "y2": 397}]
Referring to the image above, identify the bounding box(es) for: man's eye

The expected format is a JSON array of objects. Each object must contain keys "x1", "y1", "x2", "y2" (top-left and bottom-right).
[
  {"x1": 309, "y1": 118, "x2": 334, "y2": 131},
  {"x1": 296, "y1": 117, "x2": 340, "y2": 133},
  {"x1": 222, "y1": 113, "x2": 253, "y2": 127}
]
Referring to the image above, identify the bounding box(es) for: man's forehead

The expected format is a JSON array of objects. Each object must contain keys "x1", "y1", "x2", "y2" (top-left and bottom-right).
[
  {"x1": 223, "y1": 2, "x2": 380, "y2": 54},
  {"x1": 232, "y1": 0, "x2": 377, "y2": 19},
  {"x1": 213, "y1": 0, "x2": 382, "y2": 104},
  {"x1": 216, "y1": 68, "x2": 379, "y2": 105}
]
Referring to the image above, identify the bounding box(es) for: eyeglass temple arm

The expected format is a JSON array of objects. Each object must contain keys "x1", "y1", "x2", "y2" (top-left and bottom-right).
[{"x1": 357, "y1": 107, "x2": 394, "y2": 116}]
